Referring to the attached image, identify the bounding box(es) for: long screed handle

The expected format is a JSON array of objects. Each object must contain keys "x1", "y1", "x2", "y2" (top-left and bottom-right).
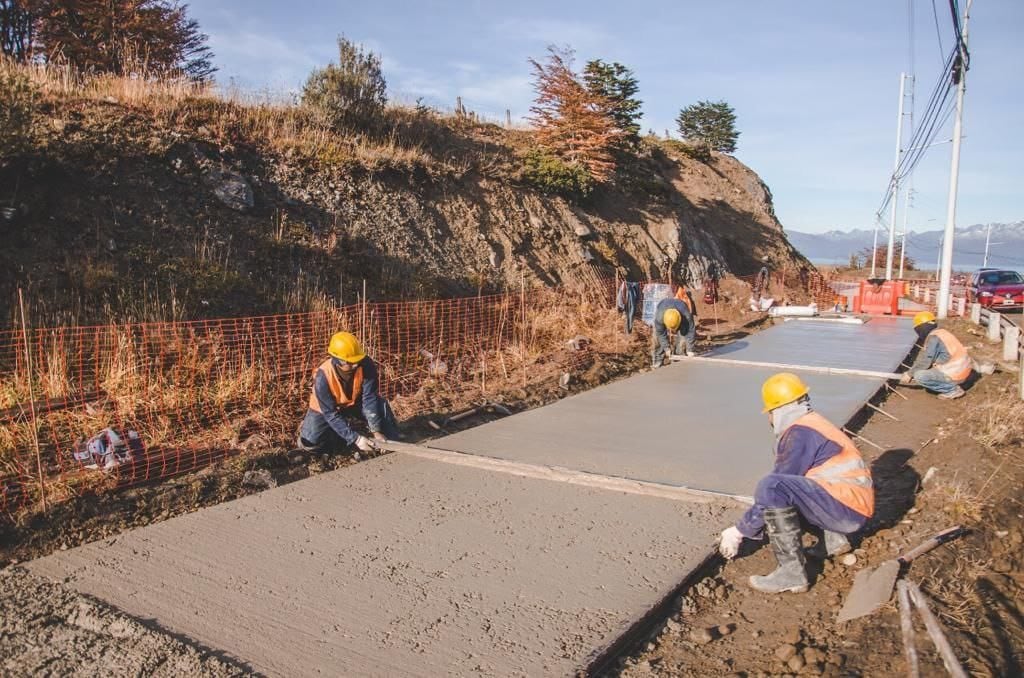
[{"x1": 897, "y1": 526, "x2": 967, "y2": 565}]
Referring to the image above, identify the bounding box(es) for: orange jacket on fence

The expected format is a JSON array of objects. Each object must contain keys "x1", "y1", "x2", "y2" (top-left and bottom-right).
[{"x1": 674, "y1": 287, "x2": 697, "y2": 315}]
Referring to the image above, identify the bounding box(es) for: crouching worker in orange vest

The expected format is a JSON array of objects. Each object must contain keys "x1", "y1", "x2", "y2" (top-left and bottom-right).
[
  {"x1": 298, "y1": 332, "x2": 400, "y2": 457},
  {"x1": 899, "y1": 311, "x2": 972, "y2": 400},
  {"x1": 718, "y1": 373, "x2": 874, "y2": 594}
]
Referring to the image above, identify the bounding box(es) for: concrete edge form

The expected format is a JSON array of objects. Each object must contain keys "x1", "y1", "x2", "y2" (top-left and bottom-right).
[{"x1": 382, "y1": 441, "x2": 755, "y2": 506}]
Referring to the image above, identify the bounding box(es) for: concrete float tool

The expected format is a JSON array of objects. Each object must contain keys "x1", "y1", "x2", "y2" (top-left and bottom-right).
[{"x1": 837, "y1": 526, "x2": 967, "y2": 623}]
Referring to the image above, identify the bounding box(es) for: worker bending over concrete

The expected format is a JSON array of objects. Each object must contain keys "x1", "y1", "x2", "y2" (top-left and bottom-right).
[
  {"x1": 298, "y1": 332, "x2": 400, "y2": 456},
  {"x1": 718, "y1": 373, "x2": 874, "y2": 593},
  {"x1": 651, "y1": 296, "x2": 696, "y2": 368},
  {"x1": 899, "y1": 311, "x2": 971, "y2": 400}
]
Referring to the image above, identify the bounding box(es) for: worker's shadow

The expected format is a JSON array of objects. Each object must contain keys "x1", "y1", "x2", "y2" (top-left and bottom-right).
[{"x1": 857, "y1": 447, "x2": 920, "y2": 538}]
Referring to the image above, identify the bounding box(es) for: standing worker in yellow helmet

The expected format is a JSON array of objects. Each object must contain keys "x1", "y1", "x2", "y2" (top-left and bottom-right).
[
  {"x1": 899, "y1": 311, "x2": 972, "y2": 400},
  {"x1": 651, "y1": 296, "x2": 696, "y2": 368},
  {"x1": 298, "y1": 332, "x2": 400, "y2": 458},
  {"x1": 718, "y1": 373, "x2": 874, "y2": 594}
]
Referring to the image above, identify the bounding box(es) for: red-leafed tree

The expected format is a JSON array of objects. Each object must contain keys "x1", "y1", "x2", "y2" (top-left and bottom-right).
[{"x1": 528, "y1": 46, "x2": 620, "y2": 183}]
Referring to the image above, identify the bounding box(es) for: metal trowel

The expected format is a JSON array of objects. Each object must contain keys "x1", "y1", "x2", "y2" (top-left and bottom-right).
[{"x1": 837, "y1": 525, "x2": 966, "y2": 623}]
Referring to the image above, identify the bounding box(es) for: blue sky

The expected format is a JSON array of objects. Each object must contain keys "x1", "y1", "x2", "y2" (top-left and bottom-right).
[{"x1": 186, "y1": 1, "x2": 1022, "y2": 234}]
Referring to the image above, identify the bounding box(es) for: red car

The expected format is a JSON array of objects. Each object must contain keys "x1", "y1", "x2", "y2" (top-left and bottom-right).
[{"x1": 968, "y1": 268, "x2": 1024, "y2": 310}]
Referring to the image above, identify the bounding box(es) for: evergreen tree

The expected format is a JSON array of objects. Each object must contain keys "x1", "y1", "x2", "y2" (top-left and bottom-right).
[
  {"x1": 675, "y1": 100, "x2": 739, "y2": 154},
  {"x1": 582, "y1": 59, "x2": 641, "y2": 146}
]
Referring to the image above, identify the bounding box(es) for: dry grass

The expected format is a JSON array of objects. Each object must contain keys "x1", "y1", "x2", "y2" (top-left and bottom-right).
[
  {"x1": 6, "y1": 57, "x2": 512, "y2": 176},
  {"x1": 923, "y1": 552, "x2": 992, "y2": 629},
  {"x1": 969, "y1": 390, "x2": 1024, "y2": 450}
]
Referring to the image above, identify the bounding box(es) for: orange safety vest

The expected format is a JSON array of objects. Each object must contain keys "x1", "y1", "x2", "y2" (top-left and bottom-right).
[
  {"x1": 796, "y1": 412, "x2": 874, "y2": 518},
  {"x1": 308, "y1": 358, "x2": 364, "y2": 412},
  {"x1": 674, "y1": 287, "x2": 693, "y2": 313},
  {"x1": 928, "y1": 329, "x2": 972, "y2": 383}
]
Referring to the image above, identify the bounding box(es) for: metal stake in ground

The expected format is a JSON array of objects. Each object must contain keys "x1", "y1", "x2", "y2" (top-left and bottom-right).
[{"x1": 18, "y1": 288, "x2": 47, "y2": 513}]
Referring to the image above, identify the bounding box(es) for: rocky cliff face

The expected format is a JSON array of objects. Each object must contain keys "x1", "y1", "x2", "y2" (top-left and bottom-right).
[{"x1": 0, "y1": 97, "x2": 805, "y2": 325}]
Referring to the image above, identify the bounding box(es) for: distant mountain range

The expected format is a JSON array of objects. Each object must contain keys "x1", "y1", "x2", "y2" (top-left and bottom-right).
[{"x1": 787, "y1": 221, "x2": 1024, "y2": 270}]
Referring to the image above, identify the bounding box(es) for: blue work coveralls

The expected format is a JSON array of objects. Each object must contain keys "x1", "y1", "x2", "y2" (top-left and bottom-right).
[
  {"x1": 651, "y1": 297, "x2": 696, "y2": 367},
  {"x1": 299, "y1": 357, "x2": 399, "y2": 450},
  {"x1": 736, "y1": 417, "x2": 871, "y2": 539}
]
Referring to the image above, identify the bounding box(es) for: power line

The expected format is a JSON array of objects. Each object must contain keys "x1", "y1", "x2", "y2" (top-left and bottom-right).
[{"x1": 930, "y1": 0, "x2": 947, "y2": 62}]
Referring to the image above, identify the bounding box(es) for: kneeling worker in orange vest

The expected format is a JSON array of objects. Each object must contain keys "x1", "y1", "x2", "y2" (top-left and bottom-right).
[
  {"x1": 718, "y1": 373, "x2": 874, "y2": 593},
  {"x1": 899, "y1": 311, "x2": 972, "y2": 400},
  {"x1": 298, "y1": 332, "x2": 400, "y2": 457}
]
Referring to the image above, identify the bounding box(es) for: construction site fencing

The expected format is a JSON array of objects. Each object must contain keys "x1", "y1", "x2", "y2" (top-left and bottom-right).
[{"x1": 0, "y1": 274, "x2": 631, "y2": 516}]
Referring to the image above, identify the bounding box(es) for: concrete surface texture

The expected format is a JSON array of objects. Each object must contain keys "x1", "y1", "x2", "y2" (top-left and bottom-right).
[
  {"x1": 29, "y1": 454, "x2": 740, "y2": 677},
  {"x1": 433, "y1": 362, "x2": 886, "y2": 499},
  {"x1": 708, "y1": 317, "x2": 917, "y2": 373}
]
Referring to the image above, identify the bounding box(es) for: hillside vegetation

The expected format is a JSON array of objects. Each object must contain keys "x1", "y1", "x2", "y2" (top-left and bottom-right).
[{"x1": 0, "y1": 59, "x2": 806, "y2": 326}]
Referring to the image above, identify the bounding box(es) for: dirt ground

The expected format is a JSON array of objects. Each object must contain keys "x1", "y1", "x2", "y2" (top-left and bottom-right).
[{"x1": 612, "y1": 317, "x2": 1024, "y2": 677}]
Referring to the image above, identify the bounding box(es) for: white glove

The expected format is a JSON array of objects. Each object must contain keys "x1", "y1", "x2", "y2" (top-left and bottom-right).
[
  {"x1": 719, "y1": 526, "x2": 744, "y2": 560},
  {"x1": 355, "y1": 435, "x2": 378, "y2": 453},
  {"x1": 685, "y1": 350, "x2": 696, "y2": 357},
  {"x1": 899, "y1": 372, "x2": 913, "y2": 385}
]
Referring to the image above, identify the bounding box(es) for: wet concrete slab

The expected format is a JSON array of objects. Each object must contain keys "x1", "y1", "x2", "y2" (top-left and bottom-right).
[
  {"x1": 707, "y1": 317, "x2": 917, "y2": 374},
  {"x1": 29, "y1": 453, "x2": 738, "y2": 677},
  {"x1": 432, "y1": 362, "x2": 887, "y2": 498}
]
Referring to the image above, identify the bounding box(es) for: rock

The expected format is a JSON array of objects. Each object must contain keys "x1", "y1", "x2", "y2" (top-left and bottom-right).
[
  {"x1": 803, "y1": 647, "x2": 823, "y2": 664},
  {"x1": 242, "y1": 469, "x2": 277, "y2": 490},
  {"x1": 840, "y1": 553, "x2": 857, "y2": 566},
  {"x1": 787, "y1": 655, "x2": 806, "y2": 672},
  {"x1": 559, "y1": 372, "x2": 571, "y2": 390},
  {"x1": 664, "y1": 619, "x2": 681, "y2": 634},
  {"x1": 993, "y1": 558, "x2": 1012, "y2": 573},
  {"x1": 717, "y1": 623, "x2": 734, "y2": 637},
  {"x1": 205, "y1": 168, "x2": 254, "y2": 212},
  {"x1": 781, "y1": 628, "x2": 802, "y2": 645},
  {"x1": 775, "y1": 643, "x2": 798, "y2": 662},
  {"x1": 691, "y1": 627, "x2": 715, "y2": 644}
]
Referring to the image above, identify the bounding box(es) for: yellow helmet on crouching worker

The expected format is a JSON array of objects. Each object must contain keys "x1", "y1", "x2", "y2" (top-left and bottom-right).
[
  {"x1": 761, "y1": 372, "x2": 809, "y2": 413},
  {"x1": 663, "y1": 308, "x2": 682, "y2": 331},
  {"x1": 913, "y1": 311, "x2": 936, "y2": 328},
  {"x1": 327, "y1": 332, "x2": 366, "y2": 363}
]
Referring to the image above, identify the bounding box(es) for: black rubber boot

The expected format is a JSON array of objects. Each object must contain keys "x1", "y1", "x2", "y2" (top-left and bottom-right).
[
  {"x1": 805, "y1": 528, "x2": 851, "y2": 560},
  {"x1": 749, "y1": 506, "x2": 810, "y2": 594}
]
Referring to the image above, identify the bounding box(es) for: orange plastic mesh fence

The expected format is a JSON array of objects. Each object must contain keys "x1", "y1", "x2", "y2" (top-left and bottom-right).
[{"x1": 0, "y1": 274, "x2": 623, "y2": 514}]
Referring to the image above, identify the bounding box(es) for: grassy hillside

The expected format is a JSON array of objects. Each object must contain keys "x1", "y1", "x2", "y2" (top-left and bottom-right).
[{"x1": 0, "y1": 60, "x2": 807, "y2": 327}]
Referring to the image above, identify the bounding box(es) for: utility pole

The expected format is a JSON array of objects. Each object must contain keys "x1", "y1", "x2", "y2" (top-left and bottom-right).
[
  {"x1": 871, "y1": 221, "x2": 880, "y2": 278},
  {"x1": 937, "y1": 0, "x2": 972, "y2": 318},
  {"x1": 898, "y1": 186, "x2": 912, "y2": 279},
  {"x1": 885, "y1": 73, "x2": 907, "y2": 280},
  {"x1": 983, "y1": 224, "x2": 992, "y2": 267}
]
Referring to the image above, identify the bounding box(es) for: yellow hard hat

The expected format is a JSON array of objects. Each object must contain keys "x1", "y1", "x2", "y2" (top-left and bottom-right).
[
  {"x1": 761, "y1": 372, "x2": 809, "y2": 413},
  {"x1": 664, "y1": 308, "x2": 682, "y2": 331},
  {"x1": 327, "y1": 332, "x2": 366, "y2": 363},
  {"x1": 913, "y1": 311, "x2": 936, "y2": 327}
]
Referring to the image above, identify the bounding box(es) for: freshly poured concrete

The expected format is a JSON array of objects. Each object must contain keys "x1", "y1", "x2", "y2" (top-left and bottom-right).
[
  {"x1": 27, "y1": 318, "x2": 917, "y2": 676},
  {"x1": 707, "y1": 317, "x2": 917, "y2": 374},
  {"x1": 30, "y1": 453, "x2": 739, "y2": 677},
  {"x1": 434, "y1": 362, "x2": 885, "y2": 498}
]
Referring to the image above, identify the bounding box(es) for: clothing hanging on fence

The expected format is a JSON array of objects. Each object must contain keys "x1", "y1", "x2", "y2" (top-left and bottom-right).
[{"x1": 616, "y1": 281, "x2": 641, "y2": 334}]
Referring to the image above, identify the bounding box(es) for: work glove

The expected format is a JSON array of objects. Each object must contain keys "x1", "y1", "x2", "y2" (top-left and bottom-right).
[
  {"x1": 355, "y1": 435, "x2": 378, "y2": 453},
  {"x1": 685, "y1": 350, "x2": 696, "y2": 357},
  {"x1": 899, "y1": 372, "x2": 913, "y2": 385},
  {"x1": 372, "y1": 431, "x2": 389, "y2": 443},
  {"x1": 719, "y1": 526, "x2": 743, "y2": 560}
]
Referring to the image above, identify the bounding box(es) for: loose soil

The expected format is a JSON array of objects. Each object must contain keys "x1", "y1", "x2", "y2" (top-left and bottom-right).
[{"x1": 612, "y1": 318, "x2": 1024, "y2": 677}]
